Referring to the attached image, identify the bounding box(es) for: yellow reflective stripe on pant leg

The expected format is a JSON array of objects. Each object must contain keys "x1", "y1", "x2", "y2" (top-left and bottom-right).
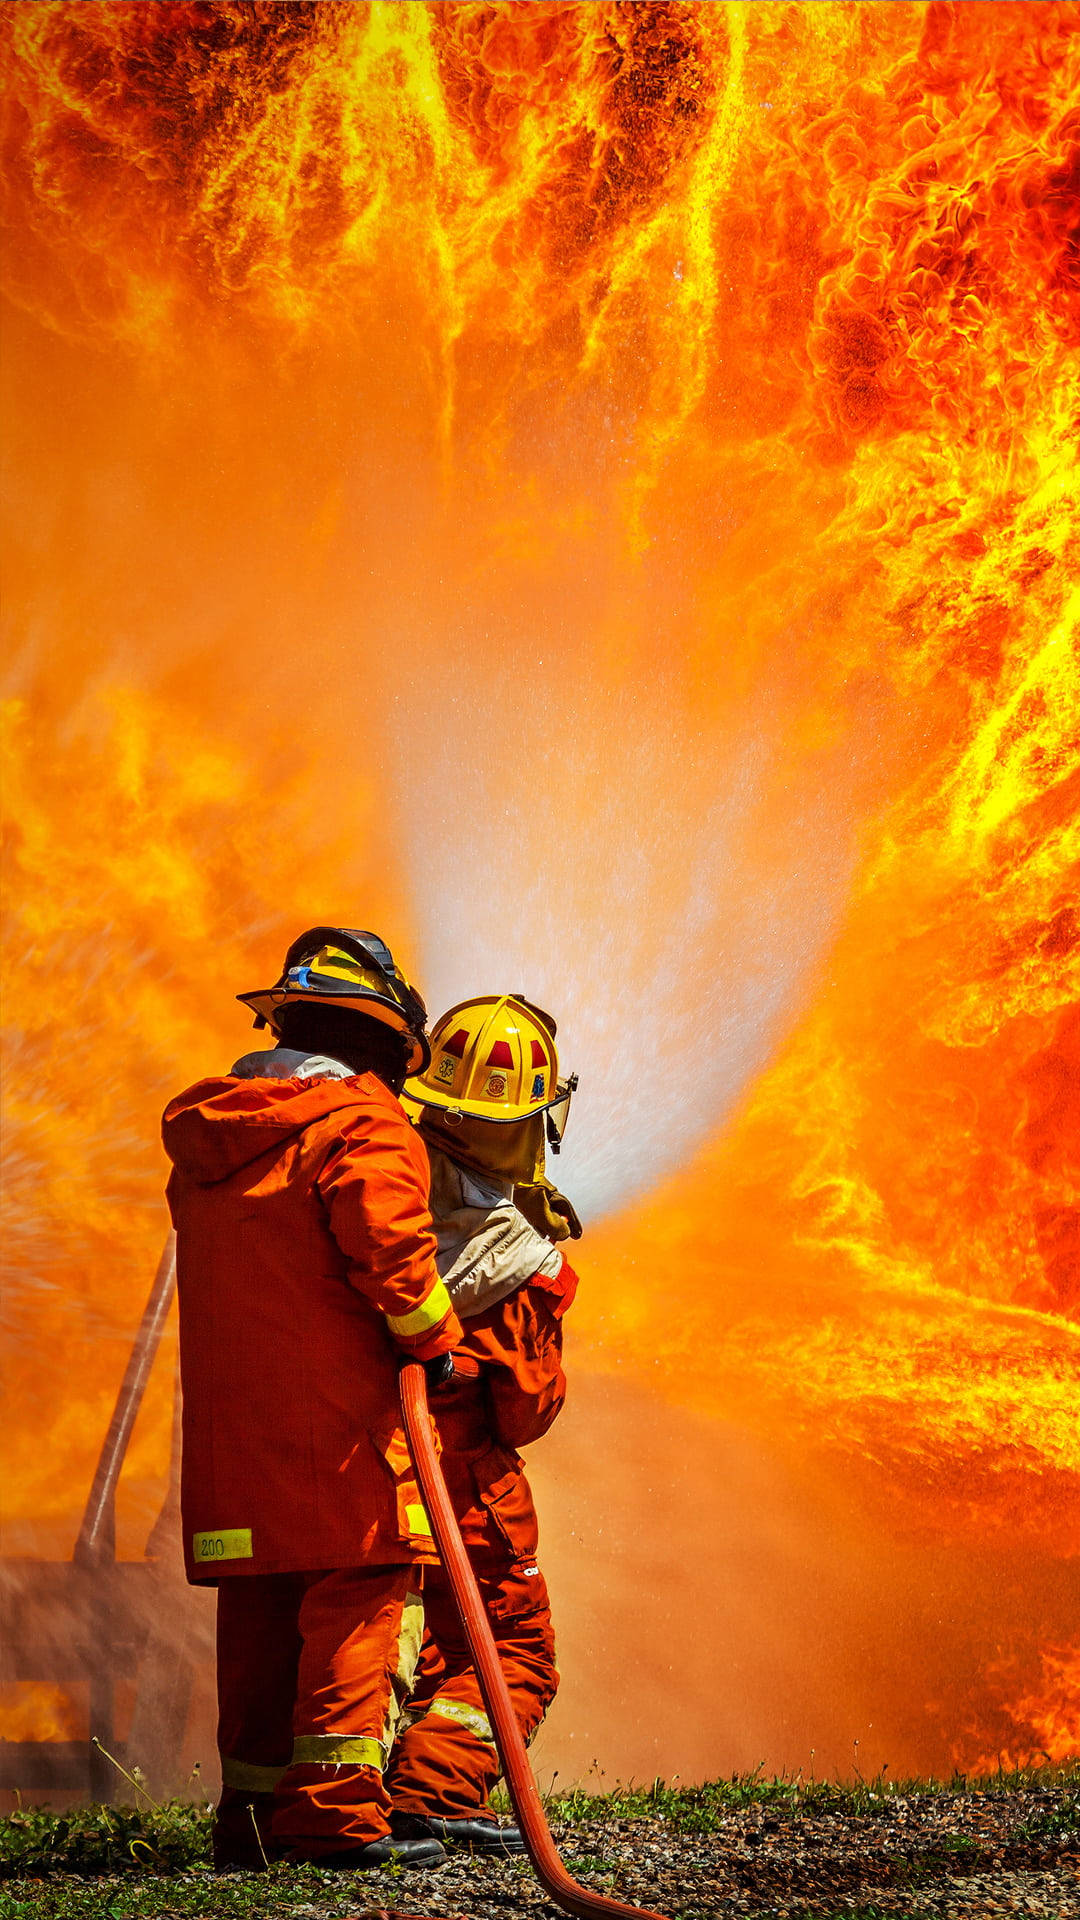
[
  {"x1": 427, "y1": 1698, "x2": 496, "y2": 1745},
  {"x1": 396, "y1": 1591, "x2": 425, "y2": 1694},
  {"x1": 385, "y1": 1278, "x2": 453, "y2": 1338},
  {"x1": 383, "y1": 1590, "x2": 425, "y2": 1750},
  {"x1": 290, "y1": 1733, "x2": 387, "y2": 1770},
  {"x1": 220, "y1": 1756, "x2": 288, "y2": 1792}
]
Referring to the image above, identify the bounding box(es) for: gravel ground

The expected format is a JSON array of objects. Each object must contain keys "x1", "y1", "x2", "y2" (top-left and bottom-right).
[
  {"x1": 3, "y1": 1789, "x2": 1077, "y2": 1919},
  {"x1": 383, "y1": 1793, "x2": 1080, "y2": 1918}
]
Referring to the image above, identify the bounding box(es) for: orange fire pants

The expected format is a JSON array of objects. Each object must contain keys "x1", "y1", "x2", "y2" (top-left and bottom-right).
[
  {"x1": 214, "y1": 1565, "x2": 423, "y2": 1865},
  {"x1": 385, "y1": 1555, "x2": 557, "y2": 1817}
]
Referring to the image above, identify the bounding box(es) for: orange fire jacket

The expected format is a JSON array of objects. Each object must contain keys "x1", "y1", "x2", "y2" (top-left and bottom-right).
[
  {"x1": 162, "y1": 1071, "x2": 462, "y2": 1585},
  {"x1": 431, "y1": 1262, "x2": 578, "y2": 1594}
]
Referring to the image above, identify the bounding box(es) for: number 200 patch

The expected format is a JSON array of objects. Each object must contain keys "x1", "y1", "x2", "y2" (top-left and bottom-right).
[{"x1": 193, "y1": 1528, "x2": 252, "y2": 1561}]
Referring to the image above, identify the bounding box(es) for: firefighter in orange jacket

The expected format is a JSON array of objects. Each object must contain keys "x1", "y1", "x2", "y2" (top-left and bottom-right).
[
  {"x1": 384, "y1": 995, "x2": 581, "y2": 1854},
  {"x1": 162, "y1": 928, "x2": 462, "y2": 1872}
]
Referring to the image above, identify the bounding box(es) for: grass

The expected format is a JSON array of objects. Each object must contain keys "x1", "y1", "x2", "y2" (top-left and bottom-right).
[
  {"x1": 547, "y1": 1755, "x2": 1080, "y2": 1834},
  {"x1": 0, "y1": 1866, "x2": 422, "y2": 1919},
  {"x1": 0, "y1": 1762, "x2": 1076, "y2": 1919},
  {"x1": 0, "y1": 1800, "x2": 211, "y2": 1880}
]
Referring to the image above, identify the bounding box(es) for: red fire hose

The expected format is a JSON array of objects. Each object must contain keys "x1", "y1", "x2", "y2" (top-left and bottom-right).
[{"x1": 399, "y1": 1360, "x2": 670, "y2": 1920}]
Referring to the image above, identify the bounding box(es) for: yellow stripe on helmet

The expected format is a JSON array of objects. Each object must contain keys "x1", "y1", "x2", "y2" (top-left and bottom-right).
[{"x1": 306, "y1": 947, "x2": 392, "y2": 995}]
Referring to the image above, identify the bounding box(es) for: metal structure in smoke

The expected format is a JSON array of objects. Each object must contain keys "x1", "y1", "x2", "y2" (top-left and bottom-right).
[{"x1": 1, "y1": 1, "x2": 1078, "y2": 1788}]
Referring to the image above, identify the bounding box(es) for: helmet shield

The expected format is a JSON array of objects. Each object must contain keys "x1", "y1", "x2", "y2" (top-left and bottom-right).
[{"x1": 543, "y1": 1073, "x2": 578, "y2": 1153}]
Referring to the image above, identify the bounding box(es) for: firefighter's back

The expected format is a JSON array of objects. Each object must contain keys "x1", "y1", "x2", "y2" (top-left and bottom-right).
[{"x1": 164, "y1": 1069, "x2": 430, "y2": 1581}]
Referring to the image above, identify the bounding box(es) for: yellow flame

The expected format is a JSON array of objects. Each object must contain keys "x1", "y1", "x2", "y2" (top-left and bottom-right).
[{"x1": 2, "y1": 0, "x2": 1078, "y2": 1775}]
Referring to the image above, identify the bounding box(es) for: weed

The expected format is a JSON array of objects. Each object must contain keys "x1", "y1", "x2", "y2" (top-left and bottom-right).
[
  {"x1": 1011, "y1": 1794, "x2": 1080, "y2": 1844},
  {"x1": 0, "y1": 1802, "x2": 211, "y2": 1880}
]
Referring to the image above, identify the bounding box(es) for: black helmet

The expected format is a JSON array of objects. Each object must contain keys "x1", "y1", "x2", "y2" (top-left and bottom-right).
[{"x1": 237, "y1": 926, "x2": 430, "y2": 1073}]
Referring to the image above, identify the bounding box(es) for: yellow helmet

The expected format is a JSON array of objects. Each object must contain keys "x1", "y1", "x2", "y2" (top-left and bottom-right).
[{"x1": 403, "y1": 994, "x2": 575, "y2": 1138}]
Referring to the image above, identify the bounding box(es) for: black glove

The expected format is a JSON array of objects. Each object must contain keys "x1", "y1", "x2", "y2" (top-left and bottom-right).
[{"x1": 422, "y1": 1351, "x2": 456, "y2": 1391}]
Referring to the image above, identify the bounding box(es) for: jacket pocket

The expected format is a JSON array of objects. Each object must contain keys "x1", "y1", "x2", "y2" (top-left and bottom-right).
[{"x1": 369, "y1": 1424, "x2": 435, "y2": 1551}]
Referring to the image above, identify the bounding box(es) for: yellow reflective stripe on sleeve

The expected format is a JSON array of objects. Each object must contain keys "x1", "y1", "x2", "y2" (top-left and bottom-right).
[
  {"x1": 220, "y1": 1756, "x2": 287, "y2": 1792},
  {"x1": 385, "y1": 1278, "x2": 453, "y2": 1339},
  {"x1": 193, "y1": 1528, "x2": 252, "y2": 1563},
  {"x1": 291, "y1": 1734, "x2": 386, "y2": 1770},
  {"x1": 425, "y1": 1698, "x2": 496, "y2": 1745},
  {"x1": 405, "y1": 1502, "x2": 432, "y2": 1537}
]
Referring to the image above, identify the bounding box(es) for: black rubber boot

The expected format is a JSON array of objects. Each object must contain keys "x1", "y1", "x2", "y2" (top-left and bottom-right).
[
  {"x1": 290, "y1": 1832, "x2": 448, "y2": 1869},
  {"x1": 392, "y1": 1808, "x2": 525, "y2": 1855},
  {"x1": 212, "y1": 1796, "x2": 276, "y2": 1872}
]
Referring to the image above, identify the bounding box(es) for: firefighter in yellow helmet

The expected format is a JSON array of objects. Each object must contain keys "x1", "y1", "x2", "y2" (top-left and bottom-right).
[{"x1": 384, "y1": 995, "x2": 581, "y2": 1854}]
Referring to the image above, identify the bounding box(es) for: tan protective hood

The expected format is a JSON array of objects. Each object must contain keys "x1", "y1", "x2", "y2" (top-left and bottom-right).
[
  {"x1": 415, "y1": 1107, "x2": 545, "y2": 1185},
  {"x1": 425, "y1": 1145, "x2": 562, "y2": 1319}
]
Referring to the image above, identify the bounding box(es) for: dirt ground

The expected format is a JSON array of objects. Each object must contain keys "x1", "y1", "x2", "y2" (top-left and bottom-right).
[{"x1": 3, "y1": 1783, "x2": 1078, "y2": 1919}]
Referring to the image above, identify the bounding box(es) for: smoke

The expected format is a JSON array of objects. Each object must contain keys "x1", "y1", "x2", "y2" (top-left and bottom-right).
[{"x1": 530, "y1": 1372, "x2": 1080, "y2": 1786}]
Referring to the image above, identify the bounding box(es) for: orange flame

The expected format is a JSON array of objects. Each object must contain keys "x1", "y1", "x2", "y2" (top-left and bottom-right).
[
  {"x1": 0, "y1": 1685, "x2": 85, "y2": 1745},
  {"x1": 956, "y1": 1644, "x2": 1080, "y2": 1774},
  {"x1": 2, "y1": 1, "x2": 1078, "y2": 1783}
]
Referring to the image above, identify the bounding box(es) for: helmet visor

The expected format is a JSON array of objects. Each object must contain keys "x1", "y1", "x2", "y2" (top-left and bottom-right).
[{"x1": 545, "y1": 1073, "x2": 578, "y2": 1147}]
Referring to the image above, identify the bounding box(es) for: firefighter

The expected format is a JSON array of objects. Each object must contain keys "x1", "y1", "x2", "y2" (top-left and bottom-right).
[
  {"x1": 162, "y1": 927, "x2": 463, "y2": 1872},
  {"x1": 384, "y1": 994, "x2": 581, "y2": 1855}
]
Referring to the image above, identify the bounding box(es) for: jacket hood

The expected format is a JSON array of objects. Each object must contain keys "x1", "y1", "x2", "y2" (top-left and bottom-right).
[{"x1": 162, "y1": 1072, "x2": 390, "y2": 1185}]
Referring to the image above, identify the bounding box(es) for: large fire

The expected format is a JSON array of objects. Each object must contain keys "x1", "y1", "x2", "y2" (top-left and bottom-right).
[{"x1": 1, "y1": 1, "x2": 1077, "y2": 1789}]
